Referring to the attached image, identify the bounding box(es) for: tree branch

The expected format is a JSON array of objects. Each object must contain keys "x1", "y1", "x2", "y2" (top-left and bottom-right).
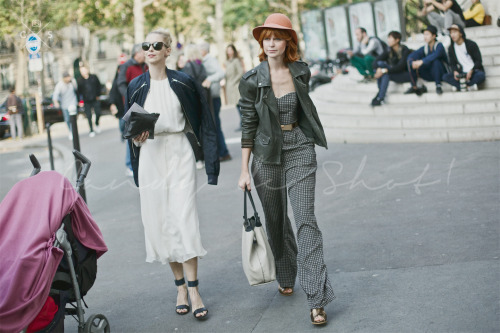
[
  {"x1": 142, "y1": 0, "x2": 155, "y2": 8},
  {"x1": 269, "y1": 1, "x2": 291, "y2": 12}
]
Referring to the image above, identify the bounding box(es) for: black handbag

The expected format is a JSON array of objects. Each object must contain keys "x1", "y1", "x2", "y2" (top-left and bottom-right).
[{"x1": 122, "y1": 102, "x2": 160, "y2": 140}]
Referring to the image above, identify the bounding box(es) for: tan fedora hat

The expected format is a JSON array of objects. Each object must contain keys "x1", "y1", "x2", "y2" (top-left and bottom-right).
[{"x1": 252, "y1": 13, "x2": 298, "y2": 44}]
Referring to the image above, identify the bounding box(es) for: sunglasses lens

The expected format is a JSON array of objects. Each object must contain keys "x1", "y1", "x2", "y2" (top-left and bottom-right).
[
  {"x1": 141, "y1": 43, "x2": 150, "y2": 51},
  {"x1": 153, "y1": 42, "x2": 164, "y2": 51}
]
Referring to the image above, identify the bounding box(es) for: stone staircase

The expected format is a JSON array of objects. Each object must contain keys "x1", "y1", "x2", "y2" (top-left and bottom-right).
[{"x1": 311, "y1": 25, "x2": 500, "y2": 143}]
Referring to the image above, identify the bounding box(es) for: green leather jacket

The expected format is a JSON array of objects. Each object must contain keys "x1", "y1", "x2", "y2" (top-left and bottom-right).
[{"x1": 238, "y1": 60, "x2": 328, "y2": 164}]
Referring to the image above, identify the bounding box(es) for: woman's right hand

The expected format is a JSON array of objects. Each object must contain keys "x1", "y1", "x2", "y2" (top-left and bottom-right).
[
  {"x1": 133, "y1": 131, "x2": 149, "y2": 143},
  {"x1": 238, "y1": 170, "x2": 251, "y2": 191}
]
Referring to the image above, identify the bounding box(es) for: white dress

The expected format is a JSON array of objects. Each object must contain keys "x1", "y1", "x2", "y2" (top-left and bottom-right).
[{"x1": 138, "y1": 78, "x2": 207, "y2": 263}]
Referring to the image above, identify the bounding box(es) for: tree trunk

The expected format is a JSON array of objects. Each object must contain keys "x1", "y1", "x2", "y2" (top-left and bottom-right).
[
  {"x1": 15, "y1": 41, "x2": 26, "y2": 95},
  {"x1": 215, "y1": 0, "x2": 225, "y2": 63},
  {"x1": 134, "y1": 0, "x2": 145, "y2": 44}
]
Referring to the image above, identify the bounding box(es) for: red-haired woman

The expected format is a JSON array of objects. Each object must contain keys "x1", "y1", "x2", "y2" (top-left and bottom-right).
[{"x1": 237, "y1": 13, "x2": 334, "y2": 325}]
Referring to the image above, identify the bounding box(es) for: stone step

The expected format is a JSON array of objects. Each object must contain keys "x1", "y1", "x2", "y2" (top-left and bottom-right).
[
  {"x1": 313, "y1": 82, "x2": 500, "y2": 104},
  {"x1": 320, "y1": 113, "x2": 499, "y2": 129},
  {"x1": 485, "y1": 66, "x2": 500, "y2": 76},
  {"x1": 482, "y1": 55, "x2": 500, "y2": 66},
  {"x1": 480, "y1": 45, "x2": 500, "y2": 56},
  {"x1": 475, "y1": 36, "x2": 500, "y2": 48},
  {"x1": 314, "y1": 99, "x2": 499, "y2": 116},
  {"x1": 323, "y1": 126, "x2": 500, "y2": 143},
  {"x1": 463, "y1": 26, "x2": 500, "y2": 38}
]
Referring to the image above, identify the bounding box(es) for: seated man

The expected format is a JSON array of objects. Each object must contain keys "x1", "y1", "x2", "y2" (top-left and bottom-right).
[
  {"x1": 442, "y1": 24, "x2": 485, "y2": 91},
  {"x1": 371, "y1": 31, "x2": 412, "y2": 106},
  {"x1": 419, "y1": 0, "x2": 465, "y2": 35},
  {"x1": 406, "y1": 25, "x2": 448, "y2": 95},
  {"x1": 347, "y1": 27, "x2": 386, "y2": 82},
  {"x1": 463, "y1": 0, "x2": 485, "y2": 27}
]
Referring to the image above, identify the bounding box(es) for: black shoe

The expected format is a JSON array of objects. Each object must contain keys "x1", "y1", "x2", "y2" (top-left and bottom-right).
[
  {"x1": 220, "y1": 154, "x2": 232, "y2": 162},
  {"x1": 420, "y1": 85, "x2": 428, "y2": 93},
  {"x1": 371, "y1": 98, "x2": 383, "y2": 107},
  {"x1": 404, "y1": 87, "x2": 418, "y2": 94},
  {"x1": 436, "y1": 85, "x2": 443, "y2": 95}
]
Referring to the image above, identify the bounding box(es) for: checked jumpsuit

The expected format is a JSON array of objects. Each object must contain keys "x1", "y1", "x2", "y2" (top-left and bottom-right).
[{"x1": 251, "y1": 92, "x2": 335, "y2": 309}]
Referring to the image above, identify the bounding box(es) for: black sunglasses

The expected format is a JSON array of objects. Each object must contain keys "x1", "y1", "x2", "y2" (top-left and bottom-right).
[{"x1": 142, "y1": 42, "x2": 166, "y2": 51}]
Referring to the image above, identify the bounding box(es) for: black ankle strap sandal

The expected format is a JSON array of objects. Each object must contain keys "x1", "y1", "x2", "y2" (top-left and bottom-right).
[
  {"x1": 174, "y1": 278, "x2": 189, "y2": 315},
  {"x1": 187, "y1": 280, "x2": 209, "y2": 320}
]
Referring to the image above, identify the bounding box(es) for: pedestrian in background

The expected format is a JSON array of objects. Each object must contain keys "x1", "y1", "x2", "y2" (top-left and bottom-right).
[
  {"x1": 128, "y1": 28, "x2": 219, "y2": 320},
  {"x1": 199, "y1": 42, "x2": 232, "y2": 162},
  {"x1": 419, "y1": 0, "x2": 465, "y2": 35},
  {"x1": 53, "y1": 72, "x2": 78, "y2": 140},
  {"x1": 463, "y1": 0, "x2": 485, "y2": 27},
  {"x1": 77, "y1": 65, "x2": 102, "y2": 137},
  {"x1": 224, "y1": 44, "x2": 244, "y2": 131},
  {"x1": 4, "y1": 86, "x2": 24, "y2": 140},
  {"x1": 238, "y1": 13, "x2": 334, "y2": 326},
  {"x1": 117, "y1": 44, "x2": 148, "y2": 176}
]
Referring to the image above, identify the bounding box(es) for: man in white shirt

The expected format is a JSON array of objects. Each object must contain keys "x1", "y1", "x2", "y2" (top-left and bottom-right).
[
  {"x1": 442, "y1": 24, "x2": 485, "y2": 91},
  {"x1": 53, "y1": 72, "x2": 78, "y2": 139}
]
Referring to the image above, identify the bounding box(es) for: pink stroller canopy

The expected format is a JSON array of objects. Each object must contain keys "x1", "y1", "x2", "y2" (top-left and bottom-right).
[{"x1": 0, "y1": 171, "x2": 107, "y2": 333}]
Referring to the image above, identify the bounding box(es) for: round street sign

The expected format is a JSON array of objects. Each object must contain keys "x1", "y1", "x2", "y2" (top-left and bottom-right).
[{"x1": 26, "y1": 34, "x2": 42, "y2": 54}]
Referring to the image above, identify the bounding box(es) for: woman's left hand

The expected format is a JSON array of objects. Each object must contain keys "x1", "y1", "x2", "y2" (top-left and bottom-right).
[{"x1": 133, "y1": 131, "x2": 149, "y2": 143}]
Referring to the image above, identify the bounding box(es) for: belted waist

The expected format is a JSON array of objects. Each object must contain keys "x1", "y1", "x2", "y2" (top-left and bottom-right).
[
  {"x1": 155, "y1": 130, "x2": 184, "y2": 136},
  {"x1": 280, "y1": 121, "x2": 299, "y2": 131}
]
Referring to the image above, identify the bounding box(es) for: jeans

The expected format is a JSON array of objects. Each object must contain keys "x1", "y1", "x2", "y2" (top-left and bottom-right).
[
  {"x1": 212, "y1": 97, "x2": 229, "y2": 157},
  {"x1": 119, "y1": 118, "x2": 132, "y2": 170},
  {"x1": 465, "y1": 18, "x2": 482, "y2": 28},
  {"x1": 61, "y1": 108, "x2": 71, "y2": 131},
  {"x1": 408, "y1": 58, "x2": 446, "y2": 87},
  {"x1": 428, "y1": 11, "x2": 465, "y2": 35},
  {"x1": 375, "y1": 61, "x2": 411, "y2": 100},
  {"x1": 442, "y1": 70, "x2": 486, "y2": 90},
  {"x1": 351, "y1": 55, "x2": 375, "y2": 77},
  {"x1": 9, "y1": 113, "x2": 23, "y2": 139},
  {"x1": 83, "y1": 100, "x2": 101, "y2": 132}
]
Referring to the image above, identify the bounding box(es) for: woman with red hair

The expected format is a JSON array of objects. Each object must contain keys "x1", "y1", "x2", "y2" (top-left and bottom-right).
[{"x1": 237, "y1": 13, "x2": 334, "y2": 325}]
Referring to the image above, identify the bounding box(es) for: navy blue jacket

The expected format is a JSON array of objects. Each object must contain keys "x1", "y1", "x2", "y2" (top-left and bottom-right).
[{"x1": 126, "y1": 67, "x2": 220, "y2": 186}]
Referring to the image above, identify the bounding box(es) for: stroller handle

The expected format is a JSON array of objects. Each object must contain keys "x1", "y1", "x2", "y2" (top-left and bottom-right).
[
  {"x1": 73, "y1": 150, "x2": 91, "y2": 192},
  {"x1": 29, "y1": 154, "x2": 41, "y2": 176}
]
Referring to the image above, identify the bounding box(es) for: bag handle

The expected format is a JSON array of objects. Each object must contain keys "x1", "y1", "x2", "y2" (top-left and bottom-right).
[{"x1": 243, "y1": 187, "x2": 261, "y2": 231}]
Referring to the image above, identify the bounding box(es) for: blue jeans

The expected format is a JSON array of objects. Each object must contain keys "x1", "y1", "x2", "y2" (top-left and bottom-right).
[
  {"x1": 62, "y1": 108, "x2": 71, "y2": 131},
  {"x1": 375, "y1": 61, "x2": 411, "y2": 100},
  {"x1": 212, "y1": 97, "x2": 229, "y2": 157},
  {"x1": 408, "y1": 58, "x2": 446, "y2": 87},
  {"x1": 442, "y1": 70, "x2": 486, "y2": 90},
  {"x1": 119, "y1": 118, "x2": 132, "y2": 170}
]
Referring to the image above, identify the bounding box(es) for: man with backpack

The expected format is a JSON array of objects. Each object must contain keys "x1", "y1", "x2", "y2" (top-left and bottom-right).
[
  {"x1": 347, "y1": 27, "x2": 387, "y2": 82},
  {"x1": 405, "y1": 25, "x2": 448, "y2": 95}
]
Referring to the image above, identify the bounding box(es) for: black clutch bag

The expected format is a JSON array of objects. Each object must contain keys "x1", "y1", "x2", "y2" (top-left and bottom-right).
[{"x1": 122, "y1": 103, "x2": 160, "y2": 140}]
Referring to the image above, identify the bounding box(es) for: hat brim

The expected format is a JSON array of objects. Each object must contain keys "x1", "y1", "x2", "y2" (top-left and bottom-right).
[
  {"x1": 447, "y1": 26, "x2": 461, "y2": 31},
  {"x1": 252, "y1": 24, "x2": 298, "y2": 44}
]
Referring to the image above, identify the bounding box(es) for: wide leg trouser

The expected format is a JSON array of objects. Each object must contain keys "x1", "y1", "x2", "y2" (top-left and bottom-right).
[{"x1": 251, "y1": 142, "x2": 335, "y2": 309}]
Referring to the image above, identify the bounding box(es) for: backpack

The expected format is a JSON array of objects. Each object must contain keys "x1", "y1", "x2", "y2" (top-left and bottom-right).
[{"x1": 369, "y1": 36, "x2": 390, "y2": 56}]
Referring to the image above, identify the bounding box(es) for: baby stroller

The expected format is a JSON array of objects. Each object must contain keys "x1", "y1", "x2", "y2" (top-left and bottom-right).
[{"x1": 0, "y1": 151, "x2": 109, "y2": 333}]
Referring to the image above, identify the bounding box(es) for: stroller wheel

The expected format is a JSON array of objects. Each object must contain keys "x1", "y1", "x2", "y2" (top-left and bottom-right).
[{"x1": 84, "y1": 314, "x2": 110, "y2": 333}]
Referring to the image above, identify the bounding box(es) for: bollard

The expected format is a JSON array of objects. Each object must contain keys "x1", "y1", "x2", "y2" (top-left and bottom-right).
[
  {"x1": 68, "y1": 105, "x2": 87, "y2": 202},
  {"x1": 45, "y1": 122, "x2": 55, "y2": 170}
]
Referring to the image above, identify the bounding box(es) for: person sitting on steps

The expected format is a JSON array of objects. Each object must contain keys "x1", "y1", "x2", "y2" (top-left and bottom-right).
[
  {"x1": 371, "y1": 31, "x2": 412, "y2": 106},
  {"x1": 347, "y1": 27, "x2": 386, "y2": 82},
  {"x1": 442, "y1": 24, "x2": 486, "y2": 91},
  {"x1": 405, "y1": 25, "x2": 448, "y2": 96}
]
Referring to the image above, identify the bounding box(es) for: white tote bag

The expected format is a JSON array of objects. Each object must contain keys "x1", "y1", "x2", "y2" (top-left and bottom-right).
[{"x1": 241, "y1": 188, "x2": 276, "y2": 286}]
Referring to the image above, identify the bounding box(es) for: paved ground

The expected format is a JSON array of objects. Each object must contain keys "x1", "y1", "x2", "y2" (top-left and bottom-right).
[{"x1": 0, "y1": 104, "x2": 498, "y2": 333}]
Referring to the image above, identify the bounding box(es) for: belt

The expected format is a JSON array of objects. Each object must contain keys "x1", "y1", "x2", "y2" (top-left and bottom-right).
[{"x1": 281, "y1": 121, "x2": 299, "y2": 131}]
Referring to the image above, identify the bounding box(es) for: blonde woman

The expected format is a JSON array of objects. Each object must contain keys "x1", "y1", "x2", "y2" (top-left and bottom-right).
[{"x1": 127, "y1": 28, "x2": 219, "y2": 320}]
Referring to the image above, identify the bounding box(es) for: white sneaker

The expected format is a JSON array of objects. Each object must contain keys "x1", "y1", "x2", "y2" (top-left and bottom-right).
[
  {"x1": 125, "y1": 168, "x2": 134, "y2": 177},
  {"x1": 89, "y1": 131, "x2": 96, "y2": 138},
  {"x1": 468, "y1": 84, "x2": 478, "y2": 91},
  {"x1": 196, "y1": 160, "x2": 205, "y2": 170},
  {"x1": 68, "y1": 133, "x2": 73, "y2": 141},
  {"x1": 451, "y1": 86, "x2": 458, "y2": 92},
  {"x1": 95, "y1": 125, "x2": 101, "y2": 134}
]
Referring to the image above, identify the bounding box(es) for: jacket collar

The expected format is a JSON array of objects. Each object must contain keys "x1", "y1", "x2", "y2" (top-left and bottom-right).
[{"x1": 256, "y1": 60, "x2": 308, "y2": 87}]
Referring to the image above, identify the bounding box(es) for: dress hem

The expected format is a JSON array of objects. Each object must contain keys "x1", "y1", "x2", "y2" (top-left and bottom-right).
[{"x1": 145, "y1": 251, "x2": 207, "y2": 264}]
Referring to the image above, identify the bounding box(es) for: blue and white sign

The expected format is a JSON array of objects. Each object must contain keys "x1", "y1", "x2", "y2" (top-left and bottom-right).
[
  {"x1": 28, "y1": 52, "x2": 43, "y2": 72},
  {"x1": 26, "y1": 33, "x2": 41, "y2": 54}
]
